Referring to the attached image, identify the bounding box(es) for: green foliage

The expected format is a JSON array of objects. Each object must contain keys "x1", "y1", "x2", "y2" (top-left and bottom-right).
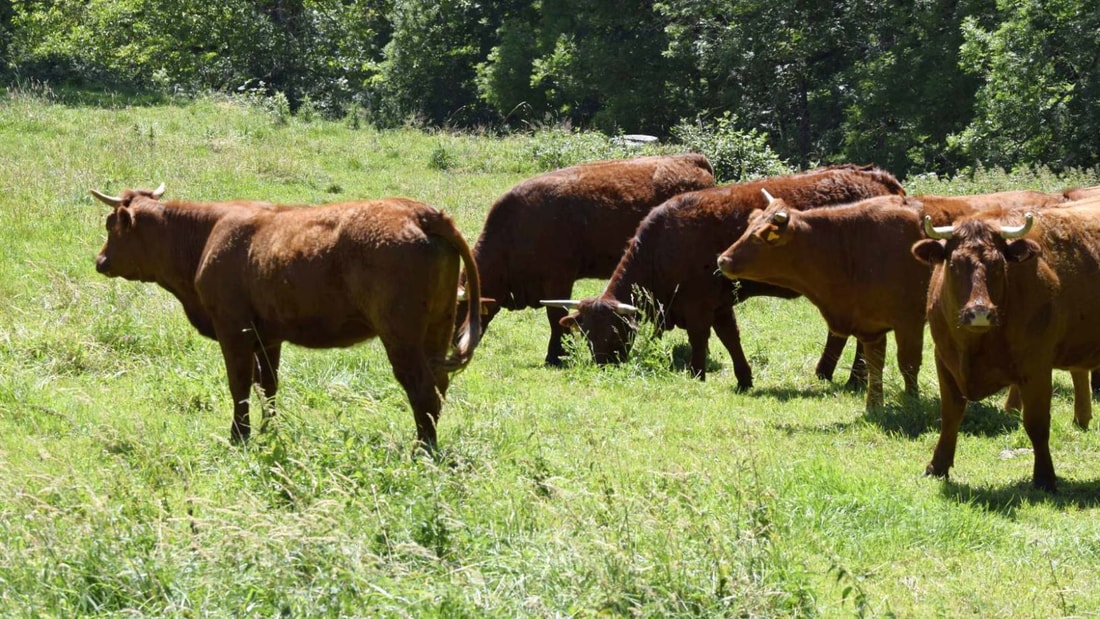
[
  {"x1": 4, "y1": 0, "x2": 1100, "y2": 174},
  {"x1": 673, "y1": 113, "x2": 791, "y2": 182},
  {"x1": 950, "y1": 0, "x2": 1100, "y2": 170}
]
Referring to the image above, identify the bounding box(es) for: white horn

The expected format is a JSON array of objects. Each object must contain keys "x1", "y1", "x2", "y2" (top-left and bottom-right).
[
  {"x1": 540, "y1": 299, "x2": 582, "y2": 310},
  {"x1": 761, "y1": 188, "x2": 776, "y2": 204},
  {"x1": 1000, "y1": 212, "x2": 1034, "y2": 239},
  {"x1": 613, "y1": 302, "x2": 638, "y2": 316},
  {"x1": 89, "y1": 189, "x2": 123, "y2": 207},
  {"x1": 922, "y1": 215, "x2": 954, "y2": 240},
  {"x1": 771, "y1": 210, "x2": 789, "y2": 225},
  {"x1": 151, "y1": 183, "x2": 166, "y2": 199}
]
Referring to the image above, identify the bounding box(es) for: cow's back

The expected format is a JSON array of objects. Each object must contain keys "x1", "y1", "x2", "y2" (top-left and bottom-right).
[
  {"x1": 603, "y1": 166, "x2": 906, "y2": 313},
  {"x1": 200, "y1": 198, "x2": 460, "y2": 348},
  {"x1": 472, "y1": 153, "x2": 714, "y2": 308}
]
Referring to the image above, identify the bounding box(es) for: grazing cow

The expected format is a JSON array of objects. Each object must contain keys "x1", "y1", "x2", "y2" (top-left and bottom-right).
[
  {"x1": 545, "y1": 164, "x2": 906, "y2": 388},
  {"x1": 91, "y1": 184, "x2": 481, "y2": 449},
  {"x1": 715, "y1": 189, "x2": 1075, "y2": 410},
  {"x1": 459, "y1": 153, "x2": 716, "y2": 366},
  {"x1": 913, "y1": 201, "x2": 1100, "y2": 491}
]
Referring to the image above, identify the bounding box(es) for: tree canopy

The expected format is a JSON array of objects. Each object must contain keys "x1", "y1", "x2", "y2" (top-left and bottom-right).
[{"x1": 5, "y1": 0, "x2": 1097, "y2": 177}]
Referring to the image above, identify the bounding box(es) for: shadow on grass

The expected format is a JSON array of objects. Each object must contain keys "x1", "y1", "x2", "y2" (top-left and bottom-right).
[
  {"x1": 865, "y1": 396, "x2": 1020, "y2": 439},
  {"x1": 938, "y1": 477, "x2": 1100, "y2": 514},
  {"x1": 669, "y1": 342, "x2": 721, "y2": 375}
]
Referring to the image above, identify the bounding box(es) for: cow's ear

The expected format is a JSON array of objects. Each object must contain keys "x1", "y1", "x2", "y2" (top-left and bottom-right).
[
  {"x1": 911, "y1": 239, "x2": 945, "y2": 265},
  {"x1": 559, "y1": 313, "x2": 581, "y2": 332},
  {"x1": 1004, "y1": 238, "x2": 1040, "y2": 263}
]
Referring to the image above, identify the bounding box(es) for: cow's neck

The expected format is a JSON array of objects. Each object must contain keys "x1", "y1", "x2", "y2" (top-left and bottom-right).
[{"x1": 154, "y1": 203, "x2": 228, "y2": 336}]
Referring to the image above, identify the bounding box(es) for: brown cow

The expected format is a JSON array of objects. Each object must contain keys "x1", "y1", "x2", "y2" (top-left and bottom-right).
[
  {"x1": 91, "y1": 184, "x2": 481, "y2": 449},
  {"x1": 545, "y1": 164, "x2": 907, "y2": 388},
  {"x1": 913, "y1": 200, "x2": 1100, "y2": 491},
  {"x1": 1063, "y1": 184, "x2": 1100, "y2": 201},
  {"x1": 715, "y1": 190, "x2": 1075, "y2": 410},
  {"x1": 459, "y1": 153, "x2": 716, "y2": 366}
]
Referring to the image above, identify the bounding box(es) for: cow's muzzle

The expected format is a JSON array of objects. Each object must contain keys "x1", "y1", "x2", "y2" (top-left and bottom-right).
[
  {"x1": 716, "y1": 255, "x2": 738, "y2": 278},
  {"x1": 959, "y1": 303, "x2": 997, "y2": 331},
  {"x1": 95, "y1": 254, "x2": 112, "y2": 275}
]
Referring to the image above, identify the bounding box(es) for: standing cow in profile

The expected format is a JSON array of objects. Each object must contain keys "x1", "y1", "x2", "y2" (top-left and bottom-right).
[
  {"x1": 91, "y1": 184, "x2": 481, "y2": 449},
  {"x1": 912, "y1": 200, "x2": 1100, "y2": 491},
  {"x1": 545, "y1": 164, "x2": 907, "y2": 388},
  {"x1": 459, "y1": 153, "x2": 716, "y2": 366}
]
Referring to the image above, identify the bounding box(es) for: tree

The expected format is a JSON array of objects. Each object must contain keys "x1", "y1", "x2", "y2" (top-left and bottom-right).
[{"x1": 950, "y1": 0, "x2": 1100, "y2": 170}]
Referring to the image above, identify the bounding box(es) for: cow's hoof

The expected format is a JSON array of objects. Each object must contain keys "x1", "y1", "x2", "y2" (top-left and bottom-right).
[
  {"x1": 1032, "y1": 476, "x2": 1058, "y2": 493},
  {"x1": 924, "y1": 463, "x2": 949, "y2": 479}
]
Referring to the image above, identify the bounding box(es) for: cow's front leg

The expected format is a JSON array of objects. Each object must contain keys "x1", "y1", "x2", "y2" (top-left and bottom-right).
[
  {"x1": 894, "y1": 325, "x2": 923, "y2": 397},
  {"x1": 1019, "y1": 376, "x2": 1056, "y2": 491},
  {"x1": 927, "y1": 354, "x2": 966, "y2": 479},
  {"x1": 217, "y1": 330, "x2": 256, "y2": 443},
  {"x1": 711, "y1": 307, "x2": 751, "y2": 390}
]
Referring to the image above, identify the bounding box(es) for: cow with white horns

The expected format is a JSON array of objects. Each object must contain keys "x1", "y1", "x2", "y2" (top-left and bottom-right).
[
  {"x1": 91, "y1": 184, "x2": 481, "y2": 449},
  {"x1": 912, "y1": 198, "x2": 1100, "y2": 491}
]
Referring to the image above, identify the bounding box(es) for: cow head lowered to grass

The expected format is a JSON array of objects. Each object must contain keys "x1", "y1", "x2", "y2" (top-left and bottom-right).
[
  {"x1": 542, "y1": 164, "x2": 909, "y2": 390},
  {"x1": 91, "y1": 184, "x2": 481, "y2": 450},
  {"x1": 911, "y1": 201, "x2": 1100, "y2": 491}
]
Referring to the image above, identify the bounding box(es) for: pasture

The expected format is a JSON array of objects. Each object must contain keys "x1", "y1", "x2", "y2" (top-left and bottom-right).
[{"x1": 3, "y1": 90, "x2": 1100, "y2": 617}]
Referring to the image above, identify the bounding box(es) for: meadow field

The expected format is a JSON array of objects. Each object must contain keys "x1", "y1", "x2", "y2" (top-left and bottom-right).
[{"x1": 3, "y1": 89, "x2": 1100, "y2": 617}]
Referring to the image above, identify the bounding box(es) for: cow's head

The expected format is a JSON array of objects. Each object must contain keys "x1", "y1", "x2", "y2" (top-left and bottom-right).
[
  {"x1": 543, "y1": 298, "x2": 638, "y2": 364},
  {"x1": 912, "y1": 212, "x2": 1039, "y2": 332},
  {"x1": 716, "y1": 188, "x2": 794, "y2": 281},
  {"x1": 90, "y1": 183, "x2": 166, "y2": 281}
]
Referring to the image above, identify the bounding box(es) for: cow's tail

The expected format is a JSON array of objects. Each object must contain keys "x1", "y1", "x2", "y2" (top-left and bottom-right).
[{"x1": 426, "y1": 211, "x2": 482, "y2": 372}]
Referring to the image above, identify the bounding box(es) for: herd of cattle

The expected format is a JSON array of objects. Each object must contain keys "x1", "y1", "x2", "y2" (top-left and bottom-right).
[{"x1": 90, "y1": 153, "x2": 1100, "y2": 491}]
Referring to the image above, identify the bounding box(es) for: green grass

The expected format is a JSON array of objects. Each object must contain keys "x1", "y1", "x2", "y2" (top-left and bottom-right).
[{"x1": 3, "y1": 89, "x2": 1100, "y2": 617}]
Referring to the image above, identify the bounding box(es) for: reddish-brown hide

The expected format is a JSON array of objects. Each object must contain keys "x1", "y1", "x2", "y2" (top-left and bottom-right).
[
  {"x1": 716, "y1": 190, "x2": 1073, "y2": 411},
  {"x1": 913, "y1": 197, "x2": 1100, "y2": 491},
  {"x1": 555, "y1": 164, "x2": 906, "y2": 388},
  {"x1": 92, "y1": 185, "x2": 481, "y2": 448},
  {"x1": 460, "y1": 153, "x2": 716, "y2": 366}
]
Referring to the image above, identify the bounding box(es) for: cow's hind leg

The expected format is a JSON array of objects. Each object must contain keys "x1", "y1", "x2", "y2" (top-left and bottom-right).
[
  {"x1": 1018, "y1": 376, "x2": 1057, "y2": 491},
  {"x1": 894, "y1": 325, "x2": 923, "y2": 397},
  {"x1": 1071, "y1": 370, "x2": 1092, "y2": 430},
  {"x1": 861, "y1": 335, "x2": 887, "y2": 410},
  {"x1": 384, "y1": 342, "x2": 443, "y2": 451},
  {"x1": 544, "y1": 303, "x2": 569, "y2": 366},
  {"x1": 712, "y1": 307, "x2": 752, "y2": 390},
  {"x1": 255, "y1": 342, "x2": 282, "y2": 432}
]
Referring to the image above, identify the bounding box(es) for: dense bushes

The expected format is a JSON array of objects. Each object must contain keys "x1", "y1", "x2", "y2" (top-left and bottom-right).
[{"x1": 4, "y1": 0, "x2": 1098, "y2": 177}]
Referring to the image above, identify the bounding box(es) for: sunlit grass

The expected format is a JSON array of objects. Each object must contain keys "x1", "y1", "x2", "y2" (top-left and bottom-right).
[{"x1": 2, "y1": 91, "x2": 1099, "y2": 616}]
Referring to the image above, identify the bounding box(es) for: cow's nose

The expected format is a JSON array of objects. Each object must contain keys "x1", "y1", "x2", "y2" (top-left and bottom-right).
[
  {"x1": 961, "y1": 304, "x2": 995, "y2": 328},
  {"x1": 717, "y1": 255, "x2": 735, "y2": 274},
  {"x1": 95, "y1": 255, "x2": 110, "y2": 274}
]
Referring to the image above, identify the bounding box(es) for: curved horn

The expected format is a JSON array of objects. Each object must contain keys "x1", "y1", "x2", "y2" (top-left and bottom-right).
[
  {"x1": 761, "y1": 188, "x2": 776, "y2": 204},
  {"x1": 771, "y1": 210, "x2": 789, "y2": 225},
  {"x1": 1000, "y1": 212, "x2": 1034, "y2": 239},
  {"x1": 922, "y1": 215, "x2": 954, "y2": 240},
  {"x1": 613, "y1": 302, "x2": 638, "y2": 316},
  {"x1": 540, "y1": 299, "x2": 582, "y2": 310},
  {"x1": 89, "y1": 189, "x2": 123, "y2": 208},
  {"x1": 150, "y1": 183, "x2": 166, "y2": 199}
]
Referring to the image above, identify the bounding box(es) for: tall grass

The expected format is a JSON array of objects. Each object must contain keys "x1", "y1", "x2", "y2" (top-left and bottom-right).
[{"x1": 2, "y1": 89, "x2": 1100, "y2": 617}]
